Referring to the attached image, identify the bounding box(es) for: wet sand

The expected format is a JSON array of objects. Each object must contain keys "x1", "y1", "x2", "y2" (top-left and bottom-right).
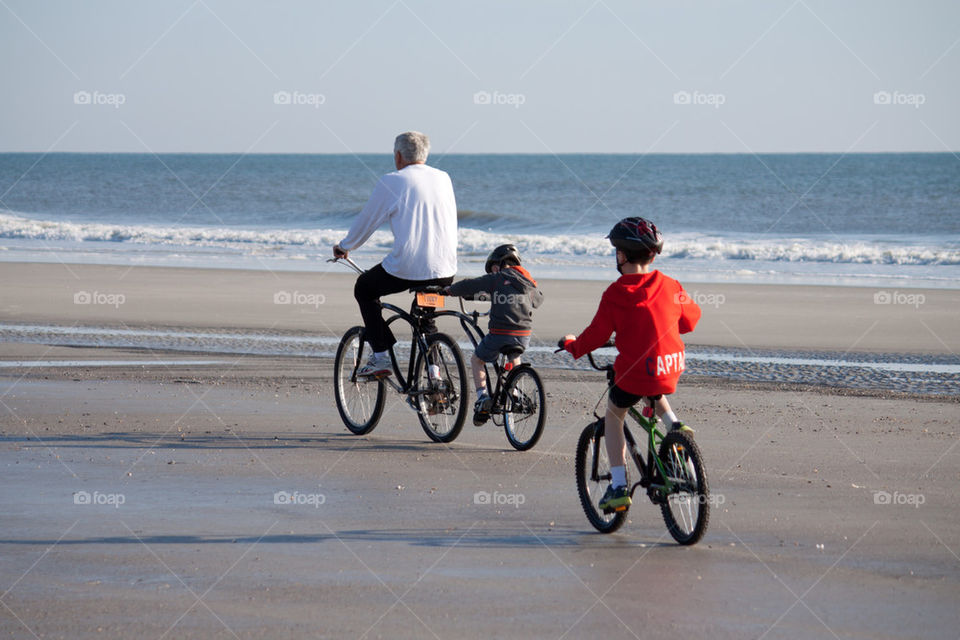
[
  {"x1": 2, "y1": 261, "x2": 959, "y2": 354},
  {"x1": 0, "y1": 347, "x2": 958, "y2": 639},
  {"x1": 1, "y1": 261, "x2": 959, "y2": 638}
]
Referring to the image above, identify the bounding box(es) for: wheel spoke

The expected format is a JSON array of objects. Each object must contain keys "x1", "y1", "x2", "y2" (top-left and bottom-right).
[
  {"x1": 414, "y1": 334, "x2": 467, "y2": 443},
  {"x1": 334, "y1": 328, "x2": 384, "y2": 434},
  {"x1": 575, "y1": 422, "x2": 627, "y2": 533},
  {"x1": 659, "y1": 432, "x2": 709, "y2": 545},
  {"x1": 503, "y1": 368, "x2": 546, "y2": 451}
]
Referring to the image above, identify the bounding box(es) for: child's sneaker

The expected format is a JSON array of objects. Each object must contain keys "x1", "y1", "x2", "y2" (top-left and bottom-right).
[
  {"x1": 671, "y1": 421, "x2": 695, "y2": 434},
  {"x1": 473, "y1": 392, "x2": 492, "y2": 426},
  {"x1": 598, "y1": 484, "x2": 632, "y2": 511}
]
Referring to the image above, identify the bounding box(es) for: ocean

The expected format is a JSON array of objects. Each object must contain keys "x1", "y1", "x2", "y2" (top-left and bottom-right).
[{"x1": 1, "y1": 153, "x2": 958, "y2": 287}]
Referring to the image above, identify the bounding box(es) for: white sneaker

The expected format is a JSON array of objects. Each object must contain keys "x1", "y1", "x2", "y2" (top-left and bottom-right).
[{"x1": 357, "y1": 352, "x2": 392, "y2": 377}]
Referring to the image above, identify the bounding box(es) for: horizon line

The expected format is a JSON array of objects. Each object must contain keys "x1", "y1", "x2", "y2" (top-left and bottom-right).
[{"x1": 0, "y1": 150, "x2": 956, "y2": 156}]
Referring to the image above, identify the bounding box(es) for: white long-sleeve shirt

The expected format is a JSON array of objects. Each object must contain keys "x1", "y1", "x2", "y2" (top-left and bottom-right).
[{"x1": 339, "y1": 164, "x2": 458, "y2": 281}]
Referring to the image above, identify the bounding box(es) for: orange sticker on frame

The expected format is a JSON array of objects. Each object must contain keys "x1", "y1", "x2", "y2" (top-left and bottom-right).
[{"x1": 416, "y1": 292, "x2": 445, "y2": 308}]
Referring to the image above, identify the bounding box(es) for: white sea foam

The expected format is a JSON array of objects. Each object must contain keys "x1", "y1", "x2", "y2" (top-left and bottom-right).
[{"x1": 2, "y1": 211, "x2": 957, "y2": 267}]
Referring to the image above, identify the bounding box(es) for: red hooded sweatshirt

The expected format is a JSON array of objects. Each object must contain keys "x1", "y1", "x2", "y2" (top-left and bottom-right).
[{"x1": 565, "y1": 271, "x2": 701, "y2": 396}]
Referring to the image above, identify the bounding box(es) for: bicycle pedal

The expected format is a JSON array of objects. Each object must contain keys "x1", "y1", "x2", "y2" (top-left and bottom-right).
[{"x1": 602, "y1": 505, "x2": 629, "y2": 515}]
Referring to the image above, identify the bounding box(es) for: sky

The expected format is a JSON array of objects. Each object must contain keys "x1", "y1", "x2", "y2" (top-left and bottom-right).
[{"x1": 1, "y1": 0, "x2": 958, "y2": 154}]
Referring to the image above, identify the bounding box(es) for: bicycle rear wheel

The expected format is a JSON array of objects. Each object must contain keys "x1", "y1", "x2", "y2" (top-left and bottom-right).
[
  {"x1": 657, "y1": 430, "x2": 710, "y2": 545},
  {"x1": 502, "y1": 366, "x2": 546, "y2": 451},
  {"x1": 412, "y1": 332, "x2": 468, "y2": 443},
  {"x1": 333, "y1": 326, "x2": 385, "y2": 435},
  {"x1": 575, "y1": 420, "x2": 627, "y2": 533}
]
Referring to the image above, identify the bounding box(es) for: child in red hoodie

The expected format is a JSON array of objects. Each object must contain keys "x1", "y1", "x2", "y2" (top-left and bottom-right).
[{"x1": 562, "y1": 217, "x2": 701, "y2": 511}]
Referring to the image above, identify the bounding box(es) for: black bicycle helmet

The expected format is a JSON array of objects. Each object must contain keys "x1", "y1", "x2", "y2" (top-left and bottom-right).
[
  {"x1": 485, "y1": 244, "x2": 521, "y2": 273},
  {"x1": 607, "y1": 217, "x2": 663, "y2": 255}
]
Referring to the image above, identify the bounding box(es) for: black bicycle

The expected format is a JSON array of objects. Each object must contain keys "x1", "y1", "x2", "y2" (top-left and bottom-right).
[
  {"x1": 331, "y1": 258, "x2": 469, "y2": 443},
  {"x1": 441, "y1": 299, "x2": 547, "y2": 451},
  {"x1": 565, "y1": 345, "x2": 710, "y2": 545}
]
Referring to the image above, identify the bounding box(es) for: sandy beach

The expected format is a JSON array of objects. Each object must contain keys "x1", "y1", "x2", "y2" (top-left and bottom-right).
[
  {"x1": 3, "y1": 261, "x2": 959, "y2": 354},
  {"x1": 1, "y1": 261, "x2": 958, "y2": 639},
  {"x1": 4, "y1": 0, "x2": 959, "y2": 636}
]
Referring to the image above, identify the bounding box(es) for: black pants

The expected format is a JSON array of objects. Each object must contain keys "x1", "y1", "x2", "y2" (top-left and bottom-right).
[{"x1": 354, "y1": 263, "x2": 454, "y2": 352}]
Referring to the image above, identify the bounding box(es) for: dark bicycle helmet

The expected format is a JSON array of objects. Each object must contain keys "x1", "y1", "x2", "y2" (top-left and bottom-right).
[
  {"x1": 607, "y1": 217, "x2": 663, "y2": 255},
  {"x1": 485, "y1": 244, "x2": 521, "y2": 273}
]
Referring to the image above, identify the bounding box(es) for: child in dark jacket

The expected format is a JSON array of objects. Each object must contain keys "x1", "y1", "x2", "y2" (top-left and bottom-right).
[
  {"x1": 562, "y1": 217, "x2": 700, "y2": 511},
  {"x1": 445, "y1": 244, "x2": 544, "y2": 425}
]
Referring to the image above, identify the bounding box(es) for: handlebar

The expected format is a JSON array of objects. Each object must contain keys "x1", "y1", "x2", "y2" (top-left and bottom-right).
[
  {"x1": 556, "y1": 338, "x2": 615, "y2": 373},
  {"x1": 327, "y1": 256, "x2": 365, "y2": 275},
  {"x1": 587, "y1": 351, "x2": 611, "y2": 372}
]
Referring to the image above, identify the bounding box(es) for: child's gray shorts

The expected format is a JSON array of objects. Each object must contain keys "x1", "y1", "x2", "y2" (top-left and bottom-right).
[{"x1": 474, "y1": 334, "x2": 530, "y2": 363}]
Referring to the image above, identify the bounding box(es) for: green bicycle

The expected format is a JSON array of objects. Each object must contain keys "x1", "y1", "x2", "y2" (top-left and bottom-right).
[{"x1": 568, "y1": 346, "x2": 710, "y2": 545}]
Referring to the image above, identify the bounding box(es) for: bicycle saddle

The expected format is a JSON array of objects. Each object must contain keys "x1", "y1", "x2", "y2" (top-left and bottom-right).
[{"x1": 409, "y1": 285, "x2": 446, "y2": 294}]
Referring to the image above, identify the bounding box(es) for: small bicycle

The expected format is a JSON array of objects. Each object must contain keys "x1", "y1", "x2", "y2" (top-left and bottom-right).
[
  {"x1": 440, "y1": 299, "x2": 547, "y2": 451},
  {"x1": 566, "y1": 346, "x2": 710, "y2": 545},
  {"x1": 330, "y1": 257, "x2": 469, "y2": 443}
]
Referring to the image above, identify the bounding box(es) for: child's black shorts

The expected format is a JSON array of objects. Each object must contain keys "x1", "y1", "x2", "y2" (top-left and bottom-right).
[{"x1": 608, "y1": 385, "x2": 662, "y2": 409}]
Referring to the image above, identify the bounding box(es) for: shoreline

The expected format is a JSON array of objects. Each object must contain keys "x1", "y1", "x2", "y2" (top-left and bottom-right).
[
  {"x1": 2, "y1": 344, "x2": 958, "y2": 403},
  {"x1": 2, "y1": 261, "x2": 958, "y2": 356},
  {"x1": 1, "y1": 240, "x2": 957, "y2": 292}
]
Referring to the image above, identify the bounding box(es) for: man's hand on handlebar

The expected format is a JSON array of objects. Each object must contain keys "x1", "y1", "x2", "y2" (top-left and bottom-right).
[
  {"x1": 555, "y1": 335, "x2": 576, "y2": 353},
  {"x1": 333, "y1": 244, "x2": 348, "y2": 259}
]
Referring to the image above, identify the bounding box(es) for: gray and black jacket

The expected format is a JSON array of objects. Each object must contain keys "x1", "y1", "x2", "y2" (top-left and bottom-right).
[{"x1": 448, "y1": 266, "x2": 544, "y2": 336}]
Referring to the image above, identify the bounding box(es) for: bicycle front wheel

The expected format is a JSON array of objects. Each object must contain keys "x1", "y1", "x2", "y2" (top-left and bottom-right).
[
  {"x1": 412, "y1": 332, "x2": 468, "y2": 443},
  {"x1": 657, "y1": 430, "x2": 710, "y2": 545},
  {"x1": 333, "y1": 326, "x2": 385, "y2": 435},
  {"x1": 502, "y1": 366, "x2": 546, "y2": 451},
  {"x1": 575, "y1": 420, "x2": 627, "y2": 533}
]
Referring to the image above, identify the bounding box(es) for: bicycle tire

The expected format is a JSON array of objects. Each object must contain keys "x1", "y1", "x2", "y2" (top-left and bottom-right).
[
  {"x1": 502, "y1": 366, "x2": 547, "y2": 451},
  {"x1": 412, "y1": 332, "x2": 468, "y2": 443},
  {"x1": 333, "y1": 326, "x2": 386, "y2": 435},
  {"x1": 657, "y1": 430, "x2": 710, "y2": 545},
  {"x1": 575, "y1": 420, "x2": 627, "y2": 533}
]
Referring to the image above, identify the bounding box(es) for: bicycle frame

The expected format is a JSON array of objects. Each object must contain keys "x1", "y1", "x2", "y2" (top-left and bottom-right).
[
  {"x1": 433, "y1": 301, "x2": 522, "y2": 405},
  {"x1": 331, "y1": 256, "x2": 445, "y2": 398},
  {"x1": 378, "y1": 301, "x2": 440, "y2": 395},
  {"x1": 624, "y1": 408, "x2": 676, "y2": 497},
  {"x1": 584, "y1": 352, "x2": 678, "y2": 498}
]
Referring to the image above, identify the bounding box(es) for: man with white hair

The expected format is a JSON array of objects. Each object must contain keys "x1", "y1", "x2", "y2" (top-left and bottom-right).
[{"x1": 333, "y1": 131, "x2": 458, "y2": 377}]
